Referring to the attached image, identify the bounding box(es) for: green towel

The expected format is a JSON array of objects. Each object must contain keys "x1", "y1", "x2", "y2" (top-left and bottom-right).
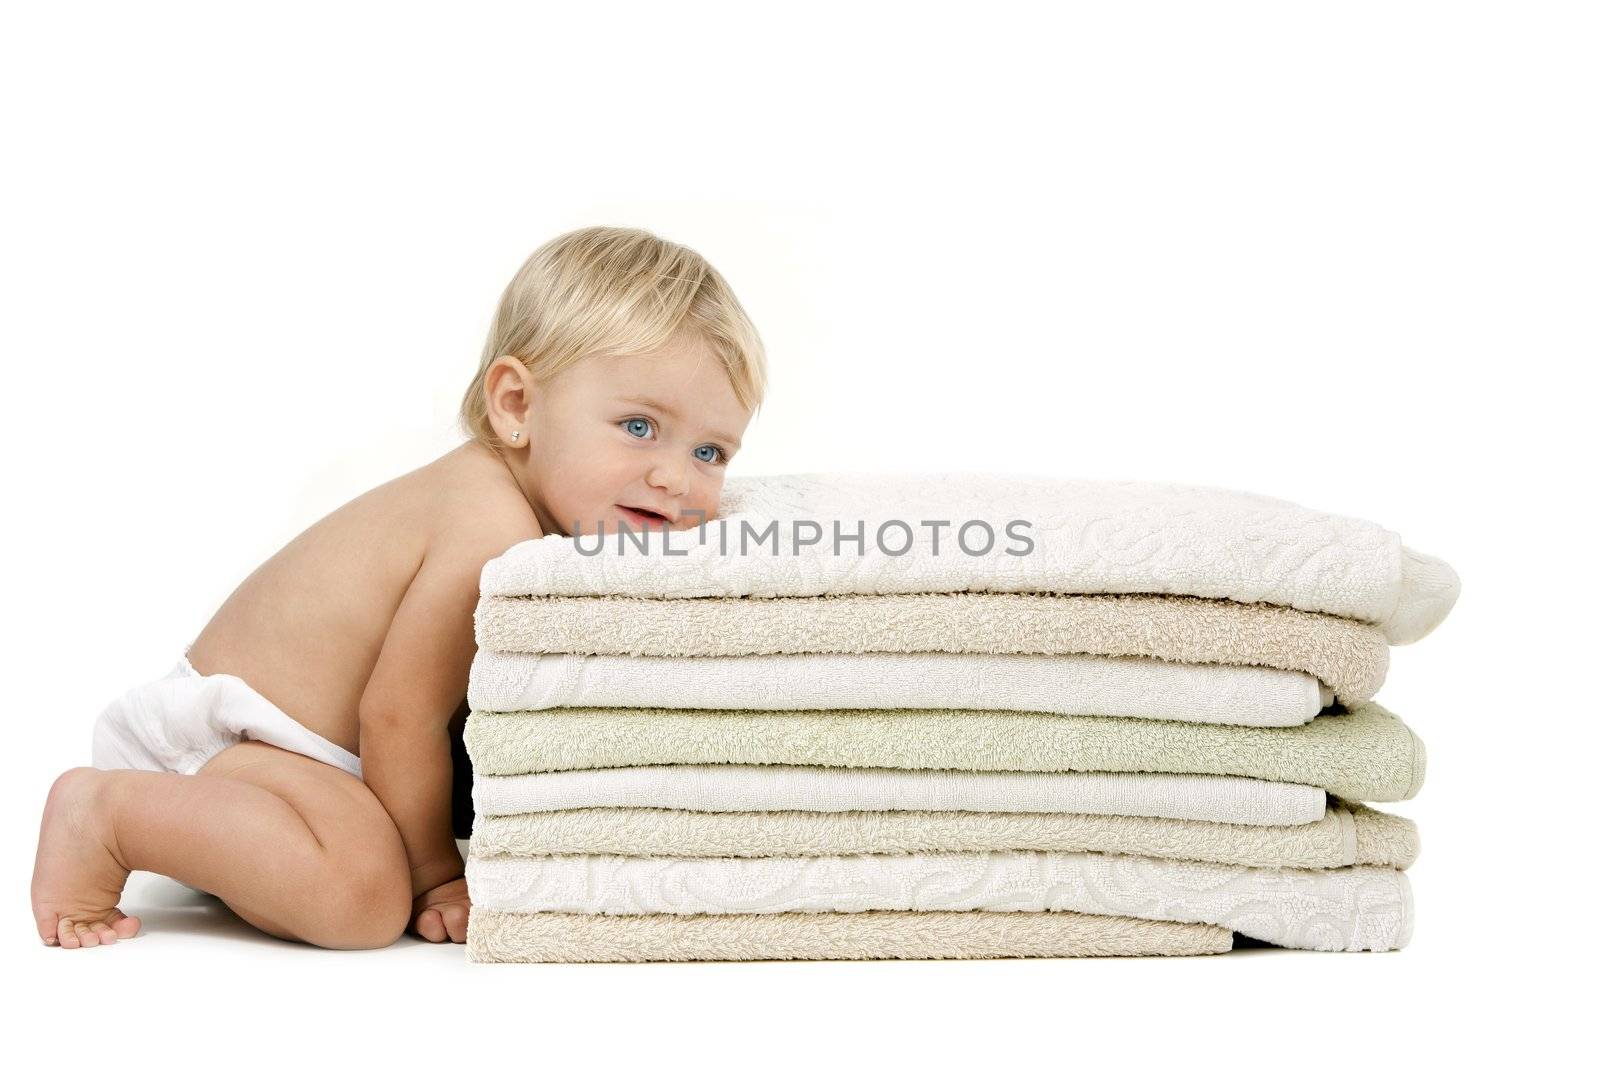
[{"x1": 466, "y1": 700, "x2": 1424, "y2": 802}]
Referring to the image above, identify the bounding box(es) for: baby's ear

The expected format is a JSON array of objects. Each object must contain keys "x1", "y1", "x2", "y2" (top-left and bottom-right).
[{"x1": 485, "y1": 357, "x2": 535, "y2": 441}]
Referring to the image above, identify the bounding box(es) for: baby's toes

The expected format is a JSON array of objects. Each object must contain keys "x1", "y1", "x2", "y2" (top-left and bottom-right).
[
  {"x1": 43, "y1": 906, "x2": 141, "y2": 948},
  {"x1": 108, "y1": 909, "x2": 141, "y2": 939},
  {"x1": 52, "y1": 917, "x2": 81, "y2": 948},
  {"x1": 55, "y1": 917, "x2": 86, "y2": 948}
]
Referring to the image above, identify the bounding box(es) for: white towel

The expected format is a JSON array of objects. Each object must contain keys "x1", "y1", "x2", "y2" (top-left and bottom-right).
[
  {"x1": 471, "y1": 764, "x2": 1327, "y2": 826},
  {"x1": 465, "y1": 851, "x2": 1411, "y2": 952},
  {"x1": 479, "y1": 472, "x2": 1459, "y2": 644},
  {"x1": 467, "y1": 648, "x2": 1332, "y2": 726}
]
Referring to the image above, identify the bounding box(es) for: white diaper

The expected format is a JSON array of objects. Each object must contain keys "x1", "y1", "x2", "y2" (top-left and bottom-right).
[{"x1": 91, "y1": 644, "x2": 363, "y2": 779}]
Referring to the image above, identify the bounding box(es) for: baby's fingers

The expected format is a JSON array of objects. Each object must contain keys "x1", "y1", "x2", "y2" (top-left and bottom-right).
[
  {"x1": 441, "y1": 900, "x2": 470, "y2": 944},
  {"x1": 412, "y1": 906, "x2": 448, "y2": 943}
]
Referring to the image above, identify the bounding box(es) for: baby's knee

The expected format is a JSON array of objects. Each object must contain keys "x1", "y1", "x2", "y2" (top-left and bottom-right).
[{"x1": 306, "y1": 853, "x2": 412, "y2": 949}]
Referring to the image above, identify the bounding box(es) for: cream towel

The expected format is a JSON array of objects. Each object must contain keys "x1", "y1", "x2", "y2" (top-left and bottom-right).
[
  {"x1": 468, "y1": 799, "x2": 1418, "y2": 869},
  {"x1": 475, "y1": 591, "x2": 1388, "y2": 704},
  {"x1": 465, "y1": 851, "x2": 1412, "y2": 952},
  {"x1": 468, "y1": 647, "x2": 1332, "y2": 727},
  {"x1": 471, "y1": 764, "x2": 1327, "y2": 825},
  {"x1": 479, "y1": 472, "x2": 1459, "y2": 644},
  {"x1": 465, "y1": 700, "x2": 1424, "y2": 802},
  {"x1": 466, "y1": 909, "x2": 1233, "y2": 962}
]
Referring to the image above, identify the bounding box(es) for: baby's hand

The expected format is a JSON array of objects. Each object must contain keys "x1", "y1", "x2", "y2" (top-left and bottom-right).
[{"x1": 410, "y1": 876, "x2": 471, "y2": 944}]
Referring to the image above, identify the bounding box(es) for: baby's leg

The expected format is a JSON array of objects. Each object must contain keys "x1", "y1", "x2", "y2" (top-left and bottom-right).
[{"x1": 32, "y1": 740, "x2": 413, "y2": 950}]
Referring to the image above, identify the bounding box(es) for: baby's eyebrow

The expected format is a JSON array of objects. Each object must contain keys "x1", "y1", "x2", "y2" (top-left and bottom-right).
[{"x1": 618, "y1": 394, "x2": 742, "y2": 450}]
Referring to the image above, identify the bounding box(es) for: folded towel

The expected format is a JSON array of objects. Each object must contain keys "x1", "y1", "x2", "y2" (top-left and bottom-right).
[
  {"x1": 479, "y1": 473, "x2": 1459, "y2": 643},
  {"x1": 466, "y1": 700, "x2": 1423, "y2": 802},
  {"x1": 465, "y1": 851, "x2": 1412, "y2": 952},
  {"x1": 475, "y1": 592, "x2": 1388, "y2": 704},
  {"x1": 469, "y1": 647, "x2": 1333, "y2": 727},
  {"x1": 465, "y1": 909, "x2": 1233, "y2": 962},
  {"x1": 468, "y1": 799, "x2": 1418, "y2": 869},
  {"x1": 471, "y1": 765, "x2": 1327, "y2": 825}
]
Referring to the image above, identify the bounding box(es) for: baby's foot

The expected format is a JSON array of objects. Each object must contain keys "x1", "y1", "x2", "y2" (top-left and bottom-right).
[{"x1": 32, "y1": 768, "x2": 142, "y2": 948}]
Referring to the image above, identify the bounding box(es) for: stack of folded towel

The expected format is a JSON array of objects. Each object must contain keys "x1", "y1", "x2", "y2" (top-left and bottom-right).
[{"x1": 462, "y1": 474, "x2": 1457, "y2": 962}]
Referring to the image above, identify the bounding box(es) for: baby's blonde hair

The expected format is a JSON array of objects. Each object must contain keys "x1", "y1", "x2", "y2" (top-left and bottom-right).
[{"x1": 460, "y1": 226, "x2": 768, "y2": 452}]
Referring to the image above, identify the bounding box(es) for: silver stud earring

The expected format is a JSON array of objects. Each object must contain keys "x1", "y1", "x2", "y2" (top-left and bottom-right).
[{"x1": 511, "y1": 431, "x2": 521, "y2": 442}]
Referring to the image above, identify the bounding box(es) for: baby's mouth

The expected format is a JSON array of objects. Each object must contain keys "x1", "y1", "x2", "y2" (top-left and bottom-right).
[{"x1": 616, "y1": 505, "x2": 672, "y2": 527}]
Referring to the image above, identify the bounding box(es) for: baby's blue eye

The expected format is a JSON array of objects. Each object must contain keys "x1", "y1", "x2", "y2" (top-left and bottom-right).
[{"x1": 621, "y1": 416, "x2": 724, "y2": 463}]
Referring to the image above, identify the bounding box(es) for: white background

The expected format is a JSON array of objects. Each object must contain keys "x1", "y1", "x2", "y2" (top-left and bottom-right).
[{"x1": 3, "y1": 0, "x2": 1595, "y2": 1060}]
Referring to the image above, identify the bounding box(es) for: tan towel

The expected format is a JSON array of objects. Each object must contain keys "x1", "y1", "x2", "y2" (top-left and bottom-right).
[
  {"x1": 465, "y1": 700, "x2": 1425, "y2": 802},
  {"x1": 475, "y1": 592, "x2": 1389, "y2": 703},
  {"x1": 465, "y1": 909, "x2": 1233, "y2": 962},
  {"x1": 468, "y1": 799, "x2": 1418, "y2": 869}
]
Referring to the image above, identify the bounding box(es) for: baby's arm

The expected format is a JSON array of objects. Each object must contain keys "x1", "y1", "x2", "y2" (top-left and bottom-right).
[{"x1": 358, "y1": 515, "x2": 537, "y2": 896}]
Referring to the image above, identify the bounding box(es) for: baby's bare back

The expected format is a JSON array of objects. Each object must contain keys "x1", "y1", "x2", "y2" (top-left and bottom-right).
[{"x1": 185, "y1": 441, "x2": 539, "y2": 754}]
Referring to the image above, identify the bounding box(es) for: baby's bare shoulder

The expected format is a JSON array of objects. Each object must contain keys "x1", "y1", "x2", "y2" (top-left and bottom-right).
[{"x1": 425, "y1": 445, "x2": 545, "y2": 566}]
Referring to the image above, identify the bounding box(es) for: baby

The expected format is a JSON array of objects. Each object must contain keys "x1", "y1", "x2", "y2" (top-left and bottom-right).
[{"x1": 30, "y1": 226, "x2": 766, "y2": 950}]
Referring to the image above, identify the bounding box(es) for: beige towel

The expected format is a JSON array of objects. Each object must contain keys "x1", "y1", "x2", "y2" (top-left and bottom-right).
[
  {"x1": 466, "y1": 909, "x2": 1232, "y2": 962},
  {"x1": 468, "y1": 799, "x2": 1418, "y2": 869},
  {"x1": 466, "y1": 700, "x2": 1425, "y2": 802},
  {"x1": 475, "y1": 592, "x2": 1388, "y2": 703}
]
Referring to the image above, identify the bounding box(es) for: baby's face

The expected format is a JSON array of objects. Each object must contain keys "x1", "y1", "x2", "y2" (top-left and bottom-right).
[{"x1": 519, "y1": 330, "x2": 752, "y2": 537}]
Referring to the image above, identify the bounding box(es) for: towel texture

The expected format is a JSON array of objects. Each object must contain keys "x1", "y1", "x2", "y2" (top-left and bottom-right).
[
  {"x1": 478, "y1": 473, "x2": 1459, "y2": 643},
  {"x1": 466, "y1": 851, "x2": 1411, "y2": 952},
  {"x1": 475, "y1": 592, "x2": 1388, "y2": 704},
  {"x1": 465, "y1": 700, "x2": 1424, "y2": 802},
  {"x1": 465, "y1": 909, "x2": 1233, "y2": 962},
  {"x1": 468, "y1": 799, "x2": 1418, "y2": 869},
  {"x1": 469, "y1": 647, "x2": 1332, "y2": 727},
  {"x1": 471, "y1": 765, "x2": 1327, "y2": 825}
]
